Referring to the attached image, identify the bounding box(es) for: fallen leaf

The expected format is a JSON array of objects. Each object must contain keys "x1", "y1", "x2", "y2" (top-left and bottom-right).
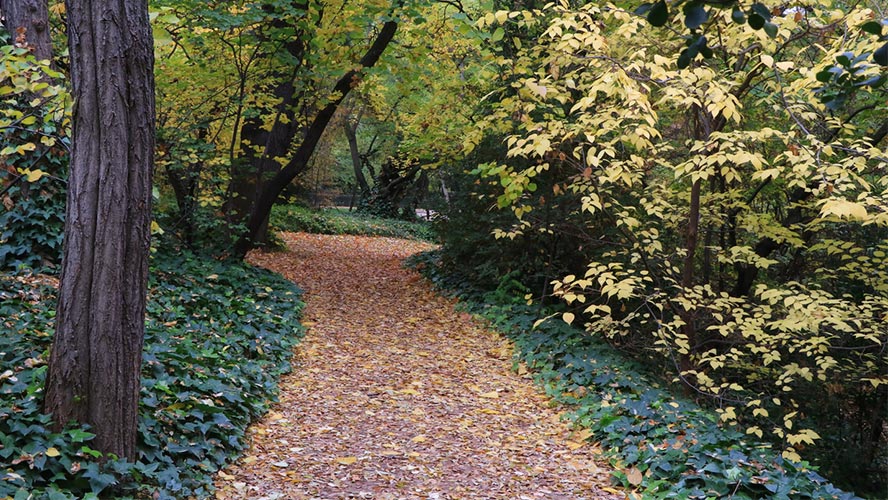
[
  {"x1": 626, "y1": 467, "x2": 643, "y2": 486},
  {"x1": 335, "y1": 456, "x2": 357, "y2": 465},
  {"x1": 479, "y1": 391, "x2": 499, "y2": 399},
  {"x1": 411, "y1": 435, "x2": 428, "y2": 443}
]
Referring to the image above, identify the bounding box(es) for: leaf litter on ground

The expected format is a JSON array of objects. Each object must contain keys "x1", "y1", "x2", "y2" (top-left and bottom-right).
[{"x1": 214, "y1": 232, "x2": 623, "y2": 499}]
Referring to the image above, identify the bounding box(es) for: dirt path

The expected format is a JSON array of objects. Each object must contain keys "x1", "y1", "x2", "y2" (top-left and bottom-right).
[{"x1": 215, "y1": 232, "x2": 621, "y2": 499}]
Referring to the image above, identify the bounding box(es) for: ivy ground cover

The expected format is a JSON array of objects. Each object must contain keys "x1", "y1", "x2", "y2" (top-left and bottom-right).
[{"x1": 0, "y1": 249, "x2": 304, "y2": 499}]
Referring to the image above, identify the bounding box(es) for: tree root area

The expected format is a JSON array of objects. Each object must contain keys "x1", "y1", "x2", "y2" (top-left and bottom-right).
[{"x1": 215, "y1": 232, "x2": 622, "y2": 499}]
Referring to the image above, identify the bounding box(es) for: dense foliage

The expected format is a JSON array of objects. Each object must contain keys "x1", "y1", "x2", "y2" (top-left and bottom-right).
[
  {"x1": 0, "y1": 249, "x2": 304, "y2": 498},
  {"x1": 436, "y1": 0, "x2": 887, "y2": 493},
  {"x1": 412, "y1": 250, "x2": 861, "y2": 499},
  {"x1": 0, "y1": 36, "x2": 68, "y2": 271},
  {"x1": 270, "y1": 204, "x2": 436, "y2": 241}
]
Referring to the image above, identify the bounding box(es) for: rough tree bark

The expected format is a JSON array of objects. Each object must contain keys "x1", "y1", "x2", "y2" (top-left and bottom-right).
[
  {"x1": 0, "y1": 0, "x2": 52, "y2": 61},
  {"x1": 44, "y1": 0, "x2": 155, "y2": 460}
]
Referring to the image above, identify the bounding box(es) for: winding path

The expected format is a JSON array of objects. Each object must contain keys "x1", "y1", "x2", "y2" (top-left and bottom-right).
[{"x1": 214, "y1": 232, "x2": 620, "y2": 499}]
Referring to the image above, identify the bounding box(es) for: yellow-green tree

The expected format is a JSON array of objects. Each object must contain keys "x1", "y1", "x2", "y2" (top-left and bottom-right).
[{"x1": 469, "y1": 0, "x2": 887, "y2": 476}]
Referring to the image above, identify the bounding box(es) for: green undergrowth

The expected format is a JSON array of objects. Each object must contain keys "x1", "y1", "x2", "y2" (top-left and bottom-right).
[
  {"x1": 0, "y1": 249, "x2": 304, "y2": 499},
  {"x1": 409, "y1": 251, "x2": 861, "y2": 500},
  {"x1": 270, "y1": 204, "x2": 436, "y2": 242}
]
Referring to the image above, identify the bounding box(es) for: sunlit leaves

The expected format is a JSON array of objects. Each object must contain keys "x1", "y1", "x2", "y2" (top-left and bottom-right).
[{"x1": 468, "y1": 0, "x2": 887, "y2": 467}]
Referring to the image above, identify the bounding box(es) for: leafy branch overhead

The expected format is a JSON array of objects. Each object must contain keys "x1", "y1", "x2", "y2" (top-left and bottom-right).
[{"x1": 636, "y1": 0, "x2": 888, "y2": 70}]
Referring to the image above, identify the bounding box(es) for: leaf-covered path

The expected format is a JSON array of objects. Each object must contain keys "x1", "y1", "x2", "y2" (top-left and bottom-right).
[{"x1": 215, "y1": 232, "x2": 621, "y2": 499}]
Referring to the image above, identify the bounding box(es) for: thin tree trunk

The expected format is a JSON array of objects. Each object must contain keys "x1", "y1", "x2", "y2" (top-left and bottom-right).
[
  {"x1": 344, "y1": 115, "x2": 371, "y2": 196},
  {"x1": 44, "y1": 0, "x2": 155, "y2": 460},
  {"x1": 0, "y1": 0, "x2": 52, "y2": 62}
]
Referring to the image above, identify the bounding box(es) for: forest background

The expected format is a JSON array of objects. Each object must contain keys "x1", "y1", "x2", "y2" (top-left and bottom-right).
[{"x1": 0, "y1": 0, "x2": 886, "y2": 497}]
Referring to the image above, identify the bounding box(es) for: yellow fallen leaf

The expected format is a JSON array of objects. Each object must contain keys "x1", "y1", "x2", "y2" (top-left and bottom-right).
[
  {"x1": 45, "y1": 447, "x2": 60, "y2": 457},
  {"x1": 242, "y1": 456, "x2": 257, "y2": 465},
  {"x1": 626, "y1": 466, "x2": 643, "y2": 486},
  {"x1": 571, "y1": 428, "x2": 594, "y2": 442},
  {"x1": 218, "y1": 470, "x2": 235, "y2": 480},
  {"x1": 399, "y1": 389, "x2": 419, "y2": 395},
  {"x1": 335, "y1": 456, "x2": 357, "y2": 465},
  {"x1": 479, "y1": 391, "x2": 499, "y2": 399},
  {"x1": 566, "y1": 441, "x2": 584, "y2": 450},
  {"x1": 411, "y1": 435, "x2": 427, "y2": 443}
]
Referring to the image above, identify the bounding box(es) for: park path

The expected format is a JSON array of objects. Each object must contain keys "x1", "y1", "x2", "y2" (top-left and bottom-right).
[{"x1": 214, "y1": 232, "x2": 622, "y2": 499}]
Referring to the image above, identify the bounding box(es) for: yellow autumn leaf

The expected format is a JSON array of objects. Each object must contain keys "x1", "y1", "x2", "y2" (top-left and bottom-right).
[
  {"x1": 45, "y1": 447, "x2": 60, "y2": 457},
  {"x1": 411, "y1": 435, "x2": 427, "y2": 443},
  {"x1": 25, "y1": 169, "x2": 47, "y2": 182},
  {"x1": 479, "y1": 391, "x2": 499, "y2": 399},
  {"x1": 562, "y1": 312, "x2": 575, "y2": 325},
  {"x1": 335, "y1": 456, "x2": 357, "y2": 465}
]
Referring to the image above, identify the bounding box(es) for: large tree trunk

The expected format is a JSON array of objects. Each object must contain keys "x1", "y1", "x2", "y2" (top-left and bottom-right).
[
  {"x1": 44, "y1": 0, "x2": 155, "y2": 461},
  {"x1": 0, "y1": 0, "x2": 52, "y2": 61}
]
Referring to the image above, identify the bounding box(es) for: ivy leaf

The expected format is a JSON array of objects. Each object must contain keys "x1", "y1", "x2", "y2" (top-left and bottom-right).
[
  {"x1": 731, "y1": 8, "x2": 746, "y2": 24},
  {"x1": 683, "y1": 3, "x2": 708, "y2": 30},
  {"x1": 25, "y1": 169, "x2": 47, "y2": 182},
  {"x1": 763, "y1": 22, "x2": 778, "y2": 38},
  {"x1": 647, "y1": 0, "x2": 669, "y2": 27}
]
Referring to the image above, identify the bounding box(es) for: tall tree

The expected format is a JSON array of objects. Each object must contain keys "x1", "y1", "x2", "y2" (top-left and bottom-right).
[
  {"x1": 0, "y1": 0, "x2": 52, "y2": 61},
  {"x1": 231, "y1": 16, "x2": 398, "y2": 257},
  {"x1": 43, "y1": 0, "x2": 155, "y2": 460}
]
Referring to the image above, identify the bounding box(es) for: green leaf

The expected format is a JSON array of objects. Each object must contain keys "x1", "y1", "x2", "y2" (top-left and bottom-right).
[
  {"x1": 860, "y1": 21, "x2": 883, "y2": 36},
  {"x1": 731, "y1": 8, "x2": 745, "y2": 24},
  {"x1": 647, "y1": 0, "x2": 668, "y2": 27},
  {"x1": 683, "y1": 3, "x2": 708, "y2": 30},
  {"x1": 751, "y1": 3, "x2": 772, "y2": 20},
  {"x1": 491, "y1": 27, "x2": 505, "y2": 42},
  {"x1": 748, "y1": 13, "x2": 765, "y2": 30},
  {"x1": 875, "y1": 42, "x2": 888, "y2": 66},
  {"x1": 678, "y1": 49, "x2": 694, "y2": 69},
  {"x1": 763, "y1": 21, "x2": 778, "y2": 38},
  {"x1": 634, "y1": 3, "x2": 653, "y2": 16}
]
